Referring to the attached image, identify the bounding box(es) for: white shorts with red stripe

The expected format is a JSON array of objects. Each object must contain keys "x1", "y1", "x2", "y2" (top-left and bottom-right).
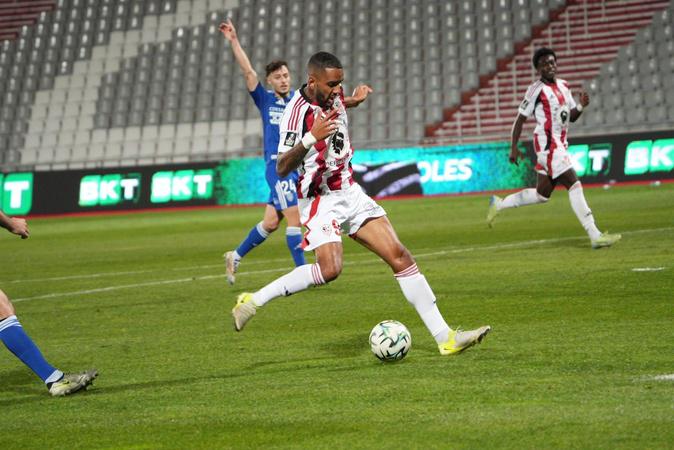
[
  {"x1": 535, "y1": 148, "x2": 574, "y2": 179},
  {"x1": 299, "y1": 183, "x2": 386, "y2": 252}
]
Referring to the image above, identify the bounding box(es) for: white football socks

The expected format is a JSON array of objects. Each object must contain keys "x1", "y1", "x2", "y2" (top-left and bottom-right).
[
  {"x1": 231, "y1": 250, "x2": 242, "y2": 262},
  {"x1": 256, "y1": 221, "x2": 271, "y2": 238},
  {"x1": 252, "y1": 263, "x2": 325, "y2": 307},
  {"x1": 395, "y1": 264, "x2": 450, "y2": 344},
  {"x1": 499, "y1": 188, "x2": 548, "y2": 210},
  {"x1": 568, "y1": 181, "x2": 601, "y2": 241}
]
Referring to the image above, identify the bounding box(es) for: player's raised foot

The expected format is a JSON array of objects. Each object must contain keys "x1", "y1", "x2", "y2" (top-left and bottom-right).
[
  {"x1": 591, "y1": 232, "x2": 622, "y2": 249},
  {"x1": 486, "y1": 196, "x2": 502, "y2": 228},
  {"x1": 438, "y1": 326, "x2": 491, "y2": 355},
  {"x1": 223, "y1": 251, "x2": 239, "y2": 285},
  {"x1": 48, "y1": 369, "x2": 98, "y2": 396},
  {"x1": 232, "y1": 292, "x2": 257, "y2": 331}
]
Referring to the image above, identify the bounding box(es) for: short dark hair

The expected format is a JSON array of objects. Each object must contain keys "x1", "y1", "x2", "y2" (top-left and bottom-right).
[
  {"x1": 265, "y1": 60, "x2": 288, "y2": 77},
  {"x1": 307, "y1": 51, "x2": 343, "y2": 72},
  {"x1": 532, "y1": 47, "x2": 556, "y2": 69}
]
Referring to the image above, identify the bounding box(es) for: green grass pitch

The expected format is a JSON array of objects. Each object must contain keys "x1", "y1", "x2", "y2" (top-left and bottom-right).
[{"x1": 2, "y1": 184, "x2": 673, "y2": 449}]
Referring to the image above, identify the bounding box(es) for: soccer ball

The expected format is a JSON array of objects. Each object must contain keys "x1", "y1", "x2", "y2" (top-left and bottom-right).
[{"x1": 369, "y1": 320, "x2": 412, "y2": 362}]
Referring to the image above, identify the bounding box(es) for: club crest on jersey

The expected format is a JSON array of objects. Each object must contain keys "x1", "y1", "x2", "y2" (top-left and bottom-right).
[
  {"x1": 557, "y1": 104, "x2": 570, "y2": 124},
  {"x1": 284, "y1": 132, "x2": 297, "y2": 147},
  {"x1": 321, "y1": 223, "x2": 332, "y2": 235}
]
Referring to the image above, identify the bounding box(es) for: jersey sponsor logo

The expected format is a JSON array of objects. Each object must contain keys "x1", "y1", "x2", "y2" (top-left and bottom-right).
[
  {"x1": 270, "y1": 109, "x2": 284, "y2": 125},
  {"x1": 559, "y1": 105, "x2": 569, "y2": 124},
  {"x1": 326, "y1": 155, "x2": 349, "y2": 167},
  {"x1": 330, "y1": 131, "x2": 345, "y2": 156},
  {"x1": 284, "y1": 132, "x2": 297, "y2": 147}
]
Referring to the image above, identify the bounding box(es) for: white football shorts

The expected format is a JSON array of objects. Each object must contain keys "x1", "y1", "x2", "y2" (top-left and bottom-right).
[
  {"x1": 535, "y1": 147, "x2": 574, "y2": 179},
  {"x1": 299, "y1": 183, "x2": 386, "y2": 251}
]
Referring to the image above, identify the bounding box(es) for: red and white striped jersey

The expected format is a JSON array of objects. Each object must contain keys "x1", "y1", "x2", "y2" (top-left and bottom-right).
[
  {"x1": 518, "y1": 78, "x2": 577, "y2": 154},
  {"x1": 277, "y1": 85, "x2": 355, "y2": 199}
]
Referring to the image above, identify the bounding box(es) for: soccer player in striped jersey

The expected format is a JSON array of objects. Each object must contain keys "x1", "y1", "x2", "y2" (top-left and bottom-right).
[
  {"x1": 232, "y1": 52, "x2": 490, "y2": 356},
  {"x1": 487, "y1": 47, "x2": 621, "y2": 249},
  {"x1": 0, "y1": 211, "x2": 97, "y2": 396}
]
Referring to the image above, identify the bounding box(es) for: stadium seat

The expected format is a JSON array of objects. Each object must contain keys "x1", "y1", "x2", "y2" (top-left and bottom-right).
[{"x1": 2, "y1": 0, "x2": 673, "y2": 168}]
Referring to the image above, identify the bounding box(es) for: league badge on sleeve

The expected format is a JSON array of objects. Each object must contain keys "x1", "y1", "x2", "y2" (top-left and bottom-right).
[{"x1": 284, "y1": 132, "x2": 297, "y2": 147}]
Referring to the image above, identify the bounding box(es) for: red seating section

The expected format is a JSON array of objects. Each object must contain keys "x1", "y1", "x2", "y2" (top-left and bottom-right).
[
  {"x1": 0, "y1": 0, "x2": 55, "y2": 41},
  {"x1": 425, "y1": 0, "x2": 671, "y2": 145}
]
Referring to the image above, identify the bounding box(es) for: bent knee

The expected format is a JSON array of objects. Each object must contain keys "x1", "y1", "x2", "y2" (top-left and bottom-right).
[
  {"x1": 262, "y1": 222, "x2": 279, "y2": 233},
  {"x1": 320, "y1": 264, "x2": 342, "y2": 282},
  {"x1": 391, "y1": 247, "x2": 415, "y2": 273},
  {"x1": 0, "y1": 291, "x2": 15, "y2": 318},
  {"x1": 535, "y1": 189, "x2": 551, "y2": 202},
  {"x1": 568, "y1": 181, "x2": 582, "y2": 191}
]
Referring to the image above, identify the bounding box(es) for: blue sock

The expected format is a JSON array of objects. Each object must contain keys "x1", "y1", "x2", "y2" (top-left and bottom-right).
[
  {"x1": 236, "y1": 222, "x2": 270, "y2": 258},
  {"x1": 286, "y1": 226, "x2": 306, "y2": 267},
  {"x1": 0, "y1": 315, "x2": 62, "y2": 383}
]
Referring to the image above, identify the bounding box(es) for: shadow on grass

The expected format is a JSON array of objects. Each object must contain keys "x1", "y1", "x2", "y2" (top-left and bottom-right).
[
  {"x1": 1, "y1": 331, "x2": 456, "y2": 406},
  {"x1": 0, "y1": 368, "x2": 57, "y2": 403},
  {"x1": 0, "y1": 339, "x2": 370, "y2": 406},
  {"x1": 317, "y1": 331, "x2": 367, "y2": 357}
]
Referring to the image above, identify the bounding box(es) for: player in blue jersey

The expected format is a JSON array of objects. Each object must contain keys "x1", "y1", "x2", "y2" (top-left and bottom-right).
[
  {"x1": 0, "y1": 211, "x2": 97, "y2": 396},
  {"x1": 219, "y1": 19, "x2": 372, "y2": 284},
  {"x1": 219, "y1": 19, "x2": 304, "y2": 284}
]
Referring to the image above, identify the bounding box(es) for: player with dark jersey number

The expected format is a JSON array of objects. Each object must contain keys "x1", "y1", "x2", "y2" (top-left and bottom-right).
[
  {"x1": 231, "y1": 52, "x2": 490, "y2": 356},
  {"x1": 487, "y1": 47, "x2": 621, "y2": 249}
]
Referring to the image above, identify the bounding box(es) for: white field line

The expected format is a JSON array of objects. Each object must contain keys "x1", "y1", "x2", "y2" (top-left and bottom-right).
[
  {"x1": 652, "y1": 374, "x2": 674, "y2": 381},
  {"x1": 631, "y1": 267, "x2": 666, "y2": 272},
  {"x1": 10, "y1": 226, "x2": 674, "y2": 303},
  {"x1": 637, "y1": 374, "x2": 674, "y2": 382},
  {"x1": 7, "y1": 235, "x2": 581, "y2": 286},
  {"x1": 7, "y1": 225, "x2": 673, "y2": 285},
  {"x1": 6, "y1": 261, "x2": 281, "y2": 284}
]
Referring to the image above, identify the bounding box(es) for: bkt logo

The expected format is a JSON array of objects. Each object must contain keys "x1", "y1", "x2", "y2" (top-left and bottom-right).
[
  {"x1": 568, "y1": 144, "x2": 611, "y2": 177},
  {"x1": 624, "y1": 139, "x2": 674, "y2": 175},
  {"x1": 150, "y1": 170, "x2": 214, "y2": 203},
  {"x1": 79, "y1": 173, "x2": 141, "y2": 206},
  {"x1": 0, "y1": 172, "x2": 33, "y2": 215}
]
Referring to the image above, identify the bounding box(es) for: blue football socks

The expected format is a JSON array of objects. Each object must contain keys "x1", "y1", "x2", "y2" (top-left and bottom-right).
[
  {"x1": 236, "y1": 221, "x2": 305, "y2": 267},
  {"x1": 236, "y1": 222, "x2": 270, "y2": 258},
  {"x1": 0, "y1": 315, "x2": 62, "y2": 383},
  {"x1": 286, "y1": 226, "x2": 305, "y2": 267}
]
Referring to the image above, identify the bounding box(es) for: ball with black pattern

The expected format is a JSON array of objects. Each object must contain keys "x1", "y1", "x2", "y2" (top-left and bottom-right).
[{"x1": 369, "y1": 320, "x2": 412, "y2": 362}]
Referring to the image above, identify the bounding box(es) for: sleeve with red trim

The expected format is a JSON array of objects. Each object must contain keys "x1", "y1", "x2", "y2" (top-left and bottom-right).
[
  {"x1": 277, "y1": 99, "x2": 310, "y2": 155},
  {"x1": 518, "y1": 82, "x2": 541, "y2": 118},
  {"x1": 560, "y1": 79, "x2": 577, "y2": 110}
]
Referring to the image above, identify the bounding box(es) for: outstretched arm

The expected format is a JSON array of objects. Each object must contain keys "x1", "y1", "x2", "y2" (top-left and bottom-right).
[
  {"x1": 509, "y1": 114, "x2": 528, "y2": 166},
  {"x1": 277, "y1": 109, "x2": 340, "y2": 178},
  {"x1": 219, "y1": 19, "x2": 258, "y2": 92},
  {"x1": 344, "y1": 84, "x2": 373, "y2": 108},
  {"x1": 0, "y1": 211, "x2": 29, "y2": 239},
  {"x1": 570, "y1": 90, "x2": 589, "y2": 123}
]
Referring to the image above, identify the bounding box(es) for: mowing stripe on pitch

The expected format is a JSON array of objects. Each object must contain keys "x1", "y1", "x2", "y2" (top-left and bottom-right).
[
  {"x1": 6, "y1": 225, "x2": 673, "y2": 285},
  {"x1": 10, "y1": 226, "x2": 674, "y2": 303}
]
